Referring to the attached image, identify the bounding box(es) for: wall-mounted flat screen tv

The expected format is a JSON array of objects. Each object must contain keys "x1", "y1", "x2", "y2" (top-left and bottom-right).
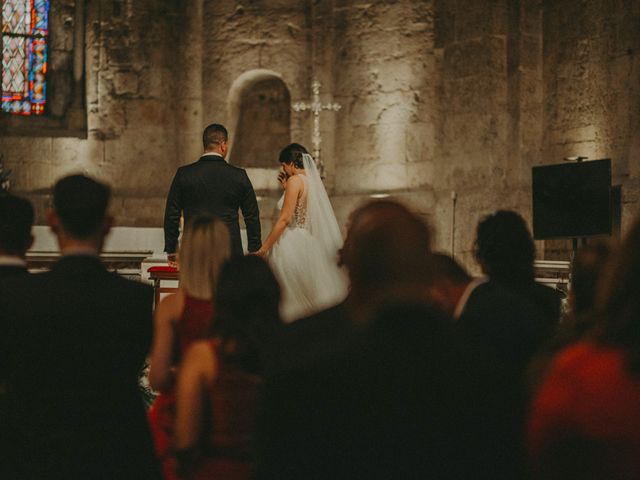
[{"x1": 532, "y1": 159, "x2": 611, "y2": 239}]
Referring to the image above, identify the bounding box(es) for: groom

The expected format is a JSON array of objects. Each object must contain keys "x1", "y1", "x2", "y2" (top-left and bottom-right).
[{"x1": 164, "y1": 124, "x2": 262, "y2": 260}]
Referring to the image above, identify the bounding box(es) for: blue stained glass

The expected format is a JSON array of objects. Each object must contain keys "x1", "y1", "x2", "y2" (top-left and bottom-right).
[
  {"x1": 1, "y1": 0, "x2": 50, "y2": 115},
  {"x1": 33, "y1": 0, "x2": 48, "y2": 34}
]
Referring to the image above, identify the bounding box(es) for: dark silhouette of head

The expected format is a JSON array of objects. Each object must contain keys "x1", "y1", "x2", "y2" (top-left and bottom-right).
[
  {"x1": 278, "y1": 143, "x2": 308, "y2": 169},
  {"x1": 474, "y1": 210, "x2": 535, "y2": 283},
  {"x1": 202, "y1": 124, "x2": 229, "y2": 151},
  {"x1": 571, "y1": 241, "x2": 612, "y2": 316},
  {"x1": 0, "y1": 194, "x2": 34, "y2": 257},
  {"x1": 595, "y1": 218, "x2": 640, "y2": 374},
  {"x1": 340, "y1": 200, "x2": 432, "y2": 302},
  {"x1": 52, "y1": 175, "x2": 110, "y2": 240},
  {"x1": 212, "y1": 255, "x2": 281, "y2": 373}
]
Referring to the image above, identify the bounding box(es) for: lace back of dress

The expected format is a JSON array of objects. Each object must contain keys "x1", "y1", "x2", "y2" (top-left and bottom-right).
[{"x1": 293, "y1": 175, "x2": 308, "y2": 228}]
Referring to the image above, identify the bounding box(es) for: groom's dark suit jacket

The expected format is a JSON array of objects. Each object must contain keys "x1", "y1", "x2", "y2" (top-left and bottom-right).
[
  {"x1": 0, "y1": 255, "x2": 160, "y2": 479},
  {"x1": 163, "y1": 153, "x2": 261, "y2": 256}
]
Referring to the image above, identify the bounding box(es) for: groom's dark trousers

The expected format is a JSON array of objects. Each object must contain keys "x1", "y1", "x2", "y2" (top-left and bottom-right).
[{"x1": 163, "y1": 153, "x2": 262, "y2": 257}]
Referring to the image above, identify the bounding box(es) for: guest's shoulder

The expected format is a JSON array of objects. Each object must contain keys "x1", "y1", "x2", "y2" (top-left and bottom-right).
[
  {"x1": 531, "y1": 281, "x2": 563, "y2": 305},
  {"x1": 287, "y1": 303, "x2": 349, "y2": 333},
  {"x1": 266, "y1": 303, "x2": 352, "y2": 375},
  {"x1": 0, "y1": 270, "x2": 54, "y2": 308},
  {"x1": 2, "y1": 268, "x2": 50, "y2": 288},
  {"x1": 107, "y1": 272, "x2": 153, "y2": 298},
  {"x1": 551, "y1": 341, "x2": 603, "y2": 374},
  {"x1": 0, "y1": 266, "x2": 29, "y2": 280},
  {"x1": 466, "y1": 280, "x2": 520, "y2": 310}
]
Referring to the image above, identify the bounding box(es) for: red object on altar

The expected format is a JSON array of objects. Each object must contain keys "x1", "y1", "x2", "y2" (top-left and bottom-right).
[{"x1": 148, "y1": 265, "x2": 179, "y2": 307}]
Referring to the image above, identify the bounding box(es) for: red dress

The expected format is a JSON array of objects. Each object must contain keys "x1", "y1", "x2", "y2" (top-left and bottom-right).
[
  {"x1": 529, "y1": 342, "x2": 640, "y2": 479},
  {"x1": 148, "y1": 295, "x2": 214, "y2": 480},
  {"x1": 187, "y1": 340, "x2": 262, "y2": 480}
]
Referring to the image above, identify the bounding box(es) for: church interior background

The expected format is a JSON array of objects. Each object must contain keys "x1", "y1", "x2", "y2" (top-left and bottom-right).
[{"x1": 1, "y1": 0, "x2": 639, "y2": 274}]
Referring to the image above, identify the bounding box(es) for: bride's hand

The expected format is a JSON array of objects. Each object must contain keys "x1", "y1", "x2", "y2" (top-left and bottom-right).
[
  {"x1": 278, "y1": 171, "x2": 287, "y2": 190},
  {"x1": 251, "y1": 248, "x2": 268, "y2": 258}
]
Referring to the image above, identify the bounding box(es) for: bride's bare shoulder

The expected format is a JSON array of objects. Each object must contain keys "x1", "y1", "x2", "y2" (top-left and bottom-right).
[{"x1": 286, "y1": 174, "x2": 304, "y2": 190}]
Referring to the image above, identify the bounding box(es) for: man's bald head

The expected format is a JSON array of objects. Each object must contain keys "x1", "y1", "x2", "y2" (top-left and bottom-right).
[{"x1": 341, "y1": 200, "x2": 432, "y2": 294}]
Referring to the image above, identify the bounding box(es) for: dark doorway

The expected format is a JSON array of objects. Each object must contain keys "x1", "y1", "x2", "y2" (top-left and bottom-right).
[{"x1": 230, "y1": 78, "x2": 291, "y2": 168}]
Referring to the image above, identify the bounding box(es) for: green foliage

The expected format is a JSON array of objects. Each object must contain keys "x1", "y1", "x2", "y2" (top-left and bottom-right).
[{"x1": 139, "y1": 361, "x2": 157, "y2": 409}]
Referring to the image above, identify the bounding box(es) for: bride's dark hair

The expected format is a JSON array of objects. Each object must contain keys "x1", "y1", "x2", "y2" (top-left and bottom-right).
[{"x1": 279, "y1": 143, "x2": 308, "y2": 169}]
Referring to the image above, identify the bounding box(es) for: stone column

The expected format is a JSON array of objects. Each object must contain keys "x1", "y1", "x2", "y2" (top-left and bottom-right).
[
  {"x1": 332, "y1": 0, "x2": 438, "y2": 196},
  {"x1": 175, "y1": 0, "x2": 204, "y2": 165}
]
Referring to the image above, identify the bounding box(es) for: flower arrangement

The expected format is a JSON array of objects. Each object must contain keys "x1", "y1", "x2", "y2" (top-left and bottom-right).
[
  {"x1": 0, "y1": 153, "x2": 11, "y2": 192},
  {"x1": 139, "y1": 361, "x2": 157, "y2": 409}
]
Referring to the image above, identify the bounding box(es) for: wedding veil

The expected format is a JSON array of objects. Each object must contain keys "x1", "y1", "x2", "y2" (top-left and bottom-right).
[{"x1": 302, "y1": 153, "x2": 344, "y2": 261}]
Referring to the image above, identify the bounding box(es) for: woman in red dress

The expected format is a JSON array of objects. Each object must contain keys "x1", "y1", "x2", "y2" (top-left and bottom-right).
[
  {"x1": 174, "y1": 256, "x2": 281, "y2": 479},
  {"x1": 529, "y1": 217, "x2": 640, "y2": 480},
  {"x1": 148, "y1": 215, "x2": 231, "y2": 480}
]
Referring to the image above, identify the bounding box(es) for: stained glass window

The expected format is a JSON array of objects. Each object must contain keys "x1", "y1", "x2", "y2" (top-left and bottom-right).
[{"x1": 1, "y1": 0, "x2": 50, "y2": 115}]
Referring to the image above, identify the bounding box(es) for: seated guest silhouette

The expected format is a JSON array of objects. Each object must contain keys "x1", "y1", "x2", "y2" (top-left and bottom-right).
[
  {"x1": 0, "y1": 175, "x2": 161, "y2": 479},
  {"x1": 255, "y1": 200, "x2": 436, "y2": 479},
  {"x1": 175, "y1": 255, "x2": 280, "y2": 479},
  {"x1": 148, "y1": 215, "x2": 231, "y2": 480},
  {"x1": 0, "y1": 194, "x2": 34, "y2": 279},
  {"x1": 474, "y1": 210, "x2": 562, "y2": 337}
]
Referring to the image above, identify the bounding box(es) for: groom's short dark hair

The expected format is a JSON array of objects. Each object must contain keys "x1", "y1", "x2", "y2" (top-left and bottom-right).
[
  {"x1": 53, "y1": 174, "x2": 110, "y2": 238},
  {"x1": 203, "y1": 124, "x2": 228, "y2": 149}
]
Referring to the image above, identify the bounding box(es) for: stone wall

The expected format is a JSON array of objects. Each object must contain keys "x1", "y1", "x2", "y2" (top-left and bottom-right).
[
  {"x1": 201, "y1": 0, "x2": 310, "y2": 152},
  {"x1": 330, "y1": 0, "x2": 438, "y2": 234},
  {"x1": 1, "y1": 0, "x2": 638, "y2": 266},
  {"x1": 543, "y1": 0, "x2": 640, "y2": 242},
  {"x1": 431, "y1": 0, "x2": 544, "y2": 270},
  {"x1": 1, "y1": 0, "x2": 182, "y2": 226}
]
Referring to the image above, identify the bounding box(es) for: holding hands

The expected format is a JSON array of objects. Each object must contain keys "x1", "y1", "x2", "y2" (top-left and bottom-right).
[{"x1": 252, "y1": 248, "x2": 268, "y2": 258}]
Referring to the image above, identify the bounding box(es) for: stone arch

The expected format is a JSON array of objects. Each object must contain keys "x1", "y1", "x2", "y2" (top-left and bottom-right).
[{"x1": 227, "y1": 69, "x2": 291, "y2": 168}]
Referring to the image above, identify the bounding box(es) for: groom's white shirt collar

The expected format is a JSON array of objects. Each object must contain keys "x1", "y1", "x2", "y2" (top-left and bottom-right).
[{"x1": 201, "y1": 152, "x2": 224, "y2": 158}]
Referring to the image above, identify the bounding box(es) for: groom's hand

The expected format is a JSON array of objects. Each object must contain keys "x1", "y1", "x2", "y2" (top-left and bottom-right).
[{"x1": 167, "y1": 253, "x2": 178, "y2": 268}]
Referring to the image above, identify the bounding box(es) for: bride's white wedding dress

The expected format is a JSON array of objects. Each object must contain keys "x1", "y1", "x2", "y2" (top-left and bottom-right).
[{"x1": 268, "y1": 156, "x2": 348, "y2": 322}]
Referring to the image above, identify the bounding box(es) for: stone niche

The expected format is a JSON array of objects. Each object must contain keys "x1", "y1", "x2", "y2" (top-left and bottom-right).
[{"x1": 229, "y1": 77, "x2": 291, "y2": 169}]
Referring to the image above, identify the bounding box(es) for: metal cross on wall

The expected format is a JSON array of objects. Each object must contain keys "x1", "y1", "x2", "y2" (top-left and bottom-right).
[{"x1": 292, "y1": 80, "x2": 341, "y2": 176}]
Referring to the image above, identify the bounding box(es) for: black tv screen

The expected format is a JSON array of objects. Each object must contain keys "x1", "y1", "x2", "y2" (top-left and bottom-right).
[{"x1": 532, "y1": 159, "x2": 612, "y2": 239}]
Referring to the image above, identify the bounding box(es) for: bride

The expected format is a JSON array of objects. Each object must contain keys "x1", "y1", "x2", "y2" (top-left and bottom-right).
[{"x1": 255, "y1": 143, "x2": 348, "y2": 322}]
